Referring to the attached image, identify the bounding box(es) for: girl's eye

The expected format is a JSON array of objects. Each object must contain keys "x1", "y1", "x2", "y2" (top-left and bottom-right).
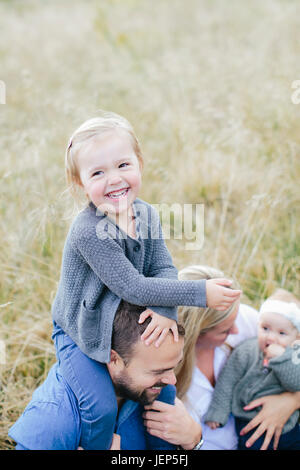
[
  {"x1": 279, "y1": 331, "x2": 286, "y2": 336},
  {"x1": 119, "y1": 162, "x2": 129, "y2": 168},
  {"x1": 92, "y1": 170, "x2": 104, "y2": 177}
]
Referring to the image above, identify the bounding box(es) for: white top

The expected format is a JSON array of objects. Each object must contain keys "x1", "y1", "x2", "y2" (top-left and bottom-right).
[{"x1": 185, "y1": 303, "x2": 259, "y2": 450}]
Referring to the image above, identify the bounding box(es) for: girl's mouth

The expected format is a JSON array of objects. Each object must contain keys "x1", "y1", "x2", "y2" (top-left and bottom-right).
[{"x1": 105, "y1": 188, "x2": 129, "y2": 199}]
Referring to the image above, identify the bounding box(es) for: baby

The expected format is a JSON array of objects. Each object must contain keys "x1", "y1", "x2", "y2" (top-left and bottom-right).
[{"x1": 205, "y1": 289, "x2": 300, "y2": 450}]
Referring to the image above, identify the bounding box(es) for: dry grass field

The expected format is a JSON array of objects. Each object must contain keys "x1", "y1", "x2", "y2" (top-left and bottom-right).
[{"x1": 0, "y1": 0, "x2": 299, "y2": 449}]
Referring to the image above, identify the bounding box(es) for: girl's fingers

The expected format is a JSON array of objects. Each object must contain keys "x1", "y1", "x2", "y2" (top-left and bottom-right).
[
  {"x1": 214, "y1": 278, "x2": 233, "y2": 286},
  {"x1": 140, "y1": 322, "x2": 156, "y2": 341},
  {"x1": 223, "y1": 290, "x2": 242, "y2": 298},
  {"x1": 171, "y1": 324, "x2": 179, "y2": 342},
  {"x1": 139, "y1": 309, "x2": 153, "y2": 324},
  {"x1": 144, "y1": 326, "x2": 161, "y2": 346},
  {"x1": 155, "y1": 328, "x2": 169, "y2": 348}
]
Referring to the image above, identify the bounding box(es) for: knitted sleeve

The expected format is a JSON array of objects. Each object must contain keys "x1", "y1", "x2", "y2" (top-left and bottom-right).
[
  {"x1": 204, "y1": 341, "x2": 251, "y2": 426},
  {"x1": 72, "y1": 222, "x2": 206, "y2": 308},
  {"x1": 269, "y1": 345, "x2": 300, "y2": 392}
]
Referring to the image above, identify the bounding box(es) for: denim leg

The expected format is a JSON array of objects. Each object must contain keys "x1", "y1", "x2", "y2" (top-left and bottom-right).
[{"x1": 53, "y1": 329, "x2": 118, "y2": 449}]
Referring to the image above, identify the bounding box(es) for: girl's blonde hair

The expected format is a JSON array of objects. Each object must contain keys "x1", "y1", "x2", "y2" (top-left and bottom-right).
[
  {"x1": 65, "y1": 111, "x2": 144, "y2": 198},
  {"x1": 175, "y1": 265, "x2": 240, "y2": 399}
]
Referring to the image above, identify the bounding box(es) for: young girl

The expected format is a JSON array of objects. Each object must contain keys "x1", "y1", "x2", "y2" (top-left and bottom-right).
[
  {"x1": 51, "y1": 111, "x2": 241, "y2": 449},
  {"x1": 205, "y1": 288, "x2": 300, "y2": 450}
]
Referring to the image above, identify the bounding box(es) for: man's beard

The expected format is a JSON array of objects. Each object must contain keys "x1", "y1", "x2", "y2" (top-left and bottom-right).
[{"x1": 113, "y1": 371, "x2": 166, "y2": 406}]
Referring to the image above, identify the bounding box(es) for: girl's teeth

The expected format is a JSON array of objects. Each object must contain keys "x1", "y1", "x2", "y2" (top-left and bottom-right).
[{"x1": 106, "y1": 189, "x2": 128, "y2": 198}]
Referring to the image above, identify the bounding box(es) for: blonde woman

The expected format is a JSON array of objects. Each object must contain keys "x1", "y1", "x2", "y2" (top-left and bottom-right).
[{"x1": 144, "y1": 266, "x2": 300, "y2": 450}]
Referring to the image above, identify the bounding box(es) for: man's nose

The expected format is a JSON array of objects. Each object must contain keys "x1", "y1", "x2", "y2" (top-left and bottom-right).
[{"x1": 161, "y1": 371, "x2": 177, "y2": 386}]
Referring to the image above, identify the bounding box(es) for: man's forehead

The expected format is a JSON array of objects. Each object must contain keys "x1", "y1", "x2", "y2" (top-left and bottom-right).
[{"x1": 132, "y1": 336, "x2": 184, "y2": 369}]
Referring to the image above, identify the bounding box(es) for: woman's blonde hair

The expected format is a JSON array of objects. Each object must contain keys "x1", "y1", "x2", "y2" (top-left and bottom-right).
[
  {"x1": 175, "y1": 265, "x2": 240, "y2": 399},
  {"x1": 65, "y1": 111, "x2": 144, "y2": 199}
]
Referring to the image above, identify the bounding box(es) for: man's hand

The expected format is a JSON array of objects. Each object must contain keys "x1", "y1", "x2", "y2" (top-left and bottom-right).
[
  {"x1": 206, "y1": 279, "x2": 241, "y2": 311},
  {"x1": 139, "y1": 309, "x2": 179, "y2": 347},
  {"x1": 143, "y1": 397, "x2": 202, "y2": 449}
]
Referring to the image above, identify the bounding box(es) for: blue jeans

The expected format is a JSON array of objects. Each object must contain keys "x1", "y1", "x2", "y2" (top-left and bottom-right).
[
  {"x1": 52, "y1": 323, "x2": 117, "y2": 450},
  {"x1": 235, "y1": 417, "x2": 300, "y2": 450}
]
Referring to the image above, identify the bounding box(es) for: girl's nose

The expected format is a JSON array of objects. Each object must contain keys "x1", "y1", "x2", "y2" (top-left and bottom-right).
[{"x1": 108, "y1": 173, "x2": 122, "y2": 185}]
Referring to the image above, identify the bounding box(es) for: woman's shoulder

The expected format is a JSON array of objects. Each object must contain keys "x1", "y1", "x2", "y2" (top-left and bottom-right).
[{"x1": 226, "y1": 303, "x2": 259, "y2": 348}]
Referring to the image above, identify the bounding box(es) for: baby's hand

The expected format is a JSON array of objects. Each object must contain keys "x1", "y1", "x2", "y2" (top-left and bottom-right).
[
  {"x1": 139, "y1": 309, "x2": 179, "y2": 347},
  {"x1": 206, "y1": 421, "x2": 220, "y2": 430},
  {"x1": 264, "y1": 343, "x2": 285, "y2": 360},
  {"x1": 206, "y1": 279, "x2": 241, "y2": 311}
]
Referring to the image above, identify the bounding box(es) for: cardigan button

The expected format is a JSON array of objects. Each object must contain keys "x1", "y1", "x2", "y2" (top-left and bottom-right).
[{"x1": 134, "y1": 245, "x2": 140, "y2": 252}]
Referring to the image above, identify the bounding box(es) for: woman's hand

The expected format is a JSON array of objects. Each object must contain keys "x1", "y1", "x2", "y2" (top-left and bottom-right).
[
  {"x1": 139, "y1": 309, "x2": 179, "y2": 347},
  {"x1": 143, "y1": 397, "x2": 202, "y2": 450},
  {"x1": 241, "y1": 392, "x2": 300, "y2": 450},
  {"x1": 206, "y1": 279, "x2": 241, "y2": 311}
]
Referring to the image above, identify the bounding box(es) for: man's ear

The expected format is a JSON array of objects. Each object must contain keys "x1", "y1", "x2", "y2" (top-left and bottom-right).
[{"x1": 107, "y1": 349, "x2": 125, "y2": 376}]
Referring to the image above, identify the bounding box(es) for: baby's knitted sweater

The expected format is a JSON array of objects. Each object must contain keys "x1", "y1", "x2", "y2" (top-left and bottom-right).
[
  {"x1": 52, "y1": 198, "x2": 206, "y2": 363},
  {"x1": 204, "y1": 337, "x2": 300, "y2": 434}
]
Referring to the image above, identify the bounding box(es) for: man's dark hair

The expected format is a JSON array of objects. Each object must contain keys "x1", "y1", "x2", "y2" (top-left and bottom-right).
[{"x1": 111, "y1": 301, "x2": 185, "y2": 365}]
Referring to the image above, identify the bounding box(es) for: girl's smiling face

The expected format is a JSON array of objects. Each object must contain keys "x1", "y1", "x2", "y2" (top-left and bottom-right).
[
  {"x1": 258, "y1": 311, "x2": 298, "y2": 354},
  {"x1": 76, "y1": 130, "x2": 142, "y2": 221}
]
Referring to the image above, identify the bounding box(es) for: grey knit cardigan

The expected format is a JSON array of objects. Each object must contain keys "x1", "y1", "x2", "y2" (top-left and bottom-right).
[{"x1": 52, "y1": 198, "x2": 207, "y2": 363}]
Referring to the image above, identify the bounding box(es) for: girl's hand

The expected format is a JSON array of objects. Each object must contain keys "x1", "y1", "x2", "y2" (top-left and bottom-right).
[
  {"x1": 139, "y1": 309, "x2": 179, "y2": 347},
  {"x1": 241, "y1": 392, "x2": 300, "y2": 450},
  {"x1": 109, "y1": 433, "x2": 121, "y2": 450},
  {"x1": 206, "y1": 279, "x2": 241, "y2": 311},
  {"x1": 143, "y1": 398, "x2": 202, "y2": 450},
  {"x1": 206, "y1": 421, "x2": 220, "y2": 430}
]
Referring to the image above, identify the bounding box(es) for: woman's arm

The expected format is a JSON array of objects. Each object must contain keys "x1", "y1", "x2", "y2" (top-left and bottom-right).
[
  {"x1": 143, "y1": 398, "x2": 202, "y2": 450},
  {"x1": 241, "y1": 391, "x2": 300, "y2": 450}
]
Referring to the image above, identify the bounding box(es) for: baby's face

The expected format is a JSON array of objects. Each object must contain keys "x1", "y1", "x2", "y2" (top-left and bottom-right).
[
  {"x1": 76, "y1": 130, "x2": 142, "y2": 221},
  {"x1": 258, "y1": 311, "x2": 298, "y2": 353}
]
